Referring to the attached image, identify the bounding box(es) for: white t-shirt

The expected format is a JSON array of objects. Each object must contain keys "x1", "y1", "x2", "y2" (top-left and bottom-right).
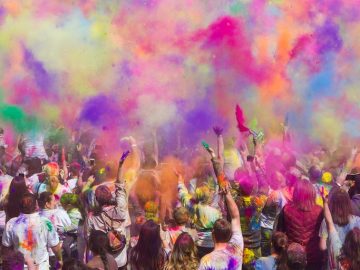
[
  {"x1": 199, "y1": 231, "x2": 244, "y2": 270},
  {"x1": 2, "y1": 212, "x2": 59, "y2": 266},
  {"x1": 66, "y1": 178, "x2": 78, "y2": 191},
  {"x1": 22, "y1": 133, "x2": 48, "y2": 160},
  {"x1": 39, "y1": 208, "x2": 71, "y2": 236}
]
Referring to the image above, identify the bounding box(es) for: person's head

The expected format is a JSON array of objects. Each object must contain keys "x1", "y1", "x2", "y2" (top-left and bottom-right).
[
  {"x1": 43, "y1": 162, "x2": 59, "y2": 177},
  {"x1": 95, "y1": 185, "x2": 113, "y2": 207},
  {"x1": 60, "y1": 193, "x2": 80, "y2": 211},
  {"x1": 212, "y1": 218, "x2": 232, "y2": 244},
  {"x1": 234, "y1": 169, "x2": 256, "y2": 196},
  {"x1": 292, "y1": 179, "x2": 316, "y2": 211},
  {"x1": 131, "y1": 220, "x2": 165, "y2": 270},
  {"x1": 285, "y1": 168, "x2": 300, "y2": 189},
  {"x1": 48, "y1": 176, "x2": 60, "y2": 192},
  {"x1": 287, "y1": 243, "x2": 307, "y2": 270},
  {"x1": 329, "y1": 188, "x2": 352, "y2": 226},
  {"x1": 271, "y1": 232, "x2": 288, "y2": 270},
  {"x1": 38, "y1": 192, "x2": 56, "y2": 210},
  {"x1": 270, "y1": 170, "x2": 286, "y2": 190},
  {"x1": 144, "y1": 201, "x2": 159, "y2": 222},
  {"x1": 308, "y1": 165, "x2": 322, "y2": 183},
  {"x1": 340, "y1": 227, "x2": 360, "y2": 270},
  {"x1": 20, "y1": 193, "x2": 37, "y2": 214},
  {"x1": 69, "y1": 162, "x2": 81, "y2": 178},
  {"x1": 6, "y1": 175, "x2": 29, "y2": 220},
  {"x1": 62, "y1": 258, "x2": 91, "y2": 270},
  {"x1": 173, "y1": 207, "x2": 190, "y2": 226},
  {"x1": 2, "y1": 249, "x2": 24, "y2": 270},
  {"x1": 165, "y1": 232, "x2": 198, "y2": 270},
  {"x1": 23, "y1": 158, "x2": 42, "y2": 177},
  {"x1": 89, "y1": 230, "x2": 109, "y2": 255},
  {"x1": 9, "y1": 175, "x2": 27, "y2": 196},
  {"x1": 195, "y1": 185, "x2": 211, "y2": 204}
]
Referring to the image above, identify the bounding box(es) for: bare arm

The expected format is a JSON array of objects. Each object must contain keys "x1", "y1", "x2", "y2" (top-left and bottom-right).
[
  {"x1": 337, "y1": 147, "x2": 358, "y2": 187},
  {"x1": 116, "y1": 150, "x2": 130, "y2": 183},
  {"x1": 224, "y1": 188, "x2": 240, "y2": 232},
  {"x1": 213, "y1": 126, "x2": 224, "y2": 167},
  {"x1": 62, "y1": 147, "x2": 69, "y2": 181},
  {"x1": 51, "y1": 243, "x2": 63, "y2": 269}
]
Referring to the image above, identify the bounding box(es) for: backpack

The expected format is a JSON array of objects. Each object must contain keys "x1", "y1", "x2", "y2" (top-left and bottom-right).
[{"x1": 100, "y1": 210, "x2": 126, "y2": 254}]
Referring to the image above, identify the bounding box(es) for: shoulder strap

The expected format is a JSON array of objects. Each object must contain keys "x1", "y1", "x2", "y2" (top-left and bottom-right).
[{"x1": 101, "y1": 207, "x2": 117, "y2": 230}]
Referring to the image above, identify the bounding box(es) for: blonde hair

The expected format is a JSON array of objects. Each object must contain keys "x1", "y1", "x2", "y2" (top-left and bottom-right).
[{"x1": 164, "y1": 233, "x2": 198, "y2": 270}]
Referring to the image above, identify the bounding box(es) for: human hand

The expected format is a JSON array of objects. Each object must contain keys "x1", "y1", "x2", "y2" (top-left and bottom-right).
[
  {"x1": 120, "y1": 150, "x2": 130, "y2": 164},
  {"x1": 87, "y1": 175, "x2": 95, "y2": 185},
  {"x1": 213, "y1": 126, "x2": 223, "y2": 136}
]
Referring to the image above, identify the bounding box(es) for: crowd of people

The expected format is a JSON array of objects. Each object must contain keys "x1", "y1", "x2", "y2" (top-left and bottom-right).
[{"x1": 0, "y1": 124, "x2": 359, "y2": 270}]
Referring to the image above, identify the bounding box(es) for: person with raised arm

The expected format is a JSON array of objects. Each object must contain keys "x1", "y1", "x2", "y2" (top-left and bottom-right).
[
  {"x1": 199, "y1": 184, "x2": 244, "y2": 270},
  {"x1": 85, "y1": 150, "x2": 131, "y2": 269},
  {"x1": 176, "y1": 150, "x2": 221, "y2": 258}
]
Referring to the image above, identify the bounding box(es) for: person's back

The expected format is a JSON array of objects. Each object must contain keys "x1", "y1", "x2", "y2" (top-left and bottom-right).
[
  {"x1": 86, "y1": 230, "x2": 118, "y2": 270},
  {"x1": 319, "y1": 188, "x2": 360, "y2": 270},
  {"x1": 2, "y1": 193, "x2": 60, "y2": 269},
  {"x1": 277, "y1": 180, "x2": 323, "y2": 268},
  {"x1": 199, "y1": 188, "x2": 243, "y2": 270},
  {"x1": 255, "y1": 232, "x2": 288, "y2": 270}
]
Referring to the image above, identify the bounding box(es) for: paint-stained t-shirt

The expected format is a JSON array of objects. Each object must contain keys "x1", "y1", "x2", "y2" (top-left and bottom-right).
[
  {"x1": 22, "y1": 133, "x2": 48, "y2": 160},
  {"x1": 199, "y1": 230, "x2": 244, "y2": 270},
  {"x1": 2, "y1": 212, "x2": 59, "y2": 265}
]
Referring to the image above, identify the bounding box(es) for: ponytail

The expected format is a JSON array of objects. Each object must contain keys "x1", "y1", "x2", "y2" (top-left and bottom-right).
[
  {"x1": 272, "y1": 232, "x2": 289, "y2": 270},
  {"x1": 98, "y1": 248, "x2": 109, "y2": 270}
]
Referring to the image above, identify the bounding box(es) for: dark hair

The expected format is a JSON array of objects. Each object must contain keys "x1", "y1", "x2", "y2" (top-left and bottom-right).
[
  {"x1": 130, "y1": 220, "x2": 165, "y2": 270},
  {"x1": 19, "y1": 193, "x2": 37, "y2": 214},
  {"x1": 95, "y1": 185, "x2": 113, "y2": 207},
  {"x1": 213, "y1": 219, "x2": 232, "y2": 243},
  {"x1": 341, "y1": 227, "x2": 360, "y2": 270},
  {"x1": 287, "y1": 243, "x2": 307, "y2": 270},
  {"x1": 63, "y1": 258, "x2": 91, "y2": 270},
  {"x1": 329, "y1": 188, "x2": 352, "y2": 226},
  {"x1": 308, "y1": 165, "x2": 322, "y2": 183},
  {"x1": 89, "y1": 230, "x2": 110, "y2": 270},
  {"x1": 6, "y1": 175, "x2": 28, "y2": 221},
  {"x1": 24, "y1": 158, "x2": 42, "y2": 176},
  {"x1": 272, "y1": 232, "x2": 289, "y2": 270},
  {"x1": 69, "y1": 162, "x2": 81, "y2": 177},
  {"x1": 2, "y1": 249, "x2": 24, "y2": 270},
  {"x1": 292, "y1": 180, "x2": 316, "y2": 211},
  {"x1": 165, "y1": 232, "x2": 198, "y2": 270},
  {"x1": 38, "y1": 192, "x2": 53, "y2": 209}
]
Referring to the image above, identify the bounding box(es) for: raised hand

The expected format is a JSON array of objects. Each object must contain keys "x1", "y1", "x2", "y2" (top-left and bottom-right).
[
  {"x1": 120, "y1": 150, "x2": 130, "y2": 164},
  {"x1": 213, "y1": 126, "x2": 223, "y2": 136}
]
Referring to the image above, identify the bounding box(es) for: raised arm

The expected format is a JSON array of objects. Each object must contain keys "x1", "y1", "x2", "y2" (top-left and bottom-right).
[
  {"x1": 224, "y1": 187, "x2": 240, "y2": 231},
  {"x1": 116, "y1": 150, "x2": 130, "y2": 184},
  {"x1": 62, "y1": 147, "x2": 69, "y2": 181},
  {"x1": 337, "y1": 146, "x2": 358, "y2": 187},
  {"x1": 213, "y1": 126, "x2": 224, "y2": 167}
]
